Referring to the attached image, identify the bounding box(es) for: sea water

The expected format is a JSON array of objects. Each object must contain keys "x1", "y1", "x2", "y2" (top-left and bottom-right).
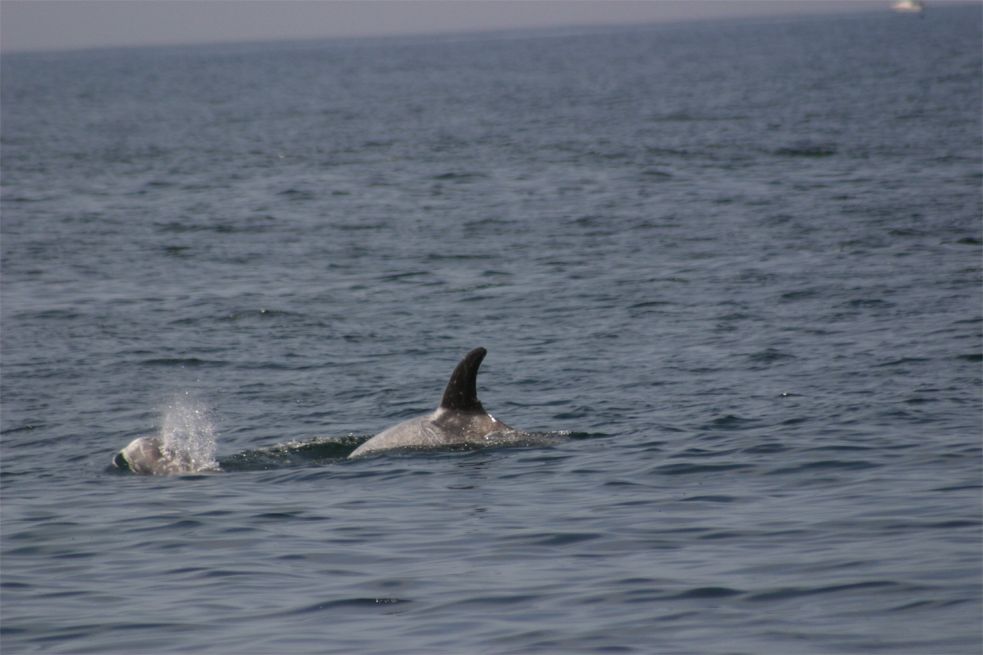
[{"x1": 2, "y1": 6, "x2": 981, "y2": 654}]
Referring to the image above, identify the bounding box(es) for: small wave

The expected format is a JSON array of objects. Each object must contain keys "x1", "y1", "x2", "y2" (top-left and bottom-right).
[
  {"x1": 516, "y1": 532, "x2": 602, "y2": 547},
  {"x1": 747, "y1": 348, "x2": 796, "y2": 366},
  {"x1": 282, "y1": 598, "x2": 411, "y2": 617},
  {"x1": 766, "y1": 459, "x2": 879, "y2": 475},
  {"x1": 162, "y1": 245, "x2": 191, "y2": 257},
  {"x1": 217, "y1": 308, "x2": 298, "y2": 323},
  {"x1": 780, "y1": 288, "x2": 822, "y2": 302},
  {"x1": 276, "y1": 187, "x2": 316, "y2": 201},
  {"x1": 219, "y1": 436, "x2": 362, "y2": 471},
  {"x1": 841, "y1": 297, "x2": 895, "y2": 310},
  {"x1": 0, "y1": 423, "x2": 41, "y2": 436},
  {"x1": 654, "y1": 463, "x2": 752, "y2": 476},
  {"x1": 931, "y1": 483, "x2": 982, "y2": 493},
  {"x1": 680, "y1": 495, "x2": 737, "y2": 503},
  {"x1": 671, "y1": 586, "x2": 743, "y2": 599},
  {"x1": 773, "y1": 142, "x2": 837, "y2": 158},
  {"x1": 252, "y1": 511, "x2": 324, "y2": 523},
  {"x1": 747, "y1": 580, "x2": 900, "y2": 602},
  {"x1": 889, "y1": 598, "x2": 976, "y2": 613},
  {"x1": 431, "y1": 171, "x2": 485, "y2": 182},
  {"x1": 701, "y1": 414, "x2": 754, "y2": 430},
  {"x1": 743, "y1": 443, "x2": 788, "y2": 455},
  {"x1": 141, "y1": 357, "x2": 227, "y2": 368},
  {"x1": 875, "y1": 357, "x2": 931, "y2": 368},
  {"x1": 565, "y1": 431, "x2": 609, "y2": 441}
]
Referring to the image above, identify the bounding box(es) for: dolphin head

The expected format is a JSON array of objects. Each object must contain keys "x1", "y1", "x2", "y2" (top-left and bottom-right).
[{"x1": 112, "y1": 436, "x2": 165, "y2": 474}]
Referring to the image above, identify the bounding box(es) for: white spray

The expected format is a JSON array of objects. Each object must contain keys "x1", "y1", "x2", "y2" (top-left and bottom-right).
[{"x1": 157, "y1": 394, "x2": 220, "y2": 473}]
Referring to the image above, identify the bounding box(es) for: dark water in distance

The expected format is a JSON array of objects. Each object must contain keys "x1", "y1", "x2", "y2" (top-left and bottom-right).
[{"x1": 2, "y1": 6, "x2": 981, "y2": 653}]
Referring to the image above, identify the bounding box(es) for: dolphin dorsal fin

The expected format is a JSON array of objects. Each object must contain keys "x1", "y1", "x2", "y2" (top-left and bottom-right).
[{"x1": 439, "y1": 347, "x2": 487, "y2": 413}]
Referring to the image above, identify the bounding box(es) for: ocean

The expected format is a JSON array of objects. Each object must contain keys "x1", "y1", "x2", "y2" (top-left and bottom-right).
[{"x1": 1, "y1": 5, "x2": 981, "y2": 653}]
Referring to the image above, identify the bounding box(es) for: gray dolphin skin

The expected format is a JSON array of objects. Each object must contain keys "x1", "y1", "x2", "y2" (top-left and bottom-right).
[
  {"x1": 349, "y1": 347, "x2": 517, "y2": 458},
  {"x1": 112, "y1": 435, "x2": 208, "y2": 475},
  {"x1": 112, "y1": 436, "x2": 172, "y2": 475}
]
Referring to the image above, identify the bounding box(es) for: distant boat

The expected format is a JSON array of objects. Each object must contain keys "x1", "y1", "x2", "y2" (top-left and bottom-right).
[{"x1": 892, "y1": 0, "x2": 925, "y2": 13}]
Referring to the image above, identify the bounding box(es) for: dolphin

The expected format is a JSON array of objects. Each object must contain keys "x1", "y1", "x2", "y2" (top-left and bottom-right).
[
  {"x1": 113, "y1": 436, "x2": 174, "y2": 475},
  {"x1": 112, "y1": 435, "x2": 218, "y2": 475},
  {"x1": 349, "y1": 347, "x2": 518, "y2": 458}
]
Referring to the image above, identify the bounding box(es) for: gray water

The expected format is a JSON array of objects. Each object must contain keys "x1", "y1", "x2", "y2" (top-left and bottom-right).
[{"x1": 2, "y1": 7, "x2": 981, "y2": 654}]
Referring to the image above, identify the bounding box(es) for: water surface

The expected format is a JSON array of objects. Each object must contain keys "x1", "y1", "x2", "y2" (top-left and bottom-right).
[{"x1": 2, "y1": 7, "x2": 981, "y2": 654}]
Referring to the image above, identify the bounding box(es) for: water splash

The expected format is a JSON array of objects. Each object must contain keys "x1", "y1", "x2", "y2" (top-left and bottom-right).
[{"x1": 157, "y1": 394, "x2": 220, "y2": 473}]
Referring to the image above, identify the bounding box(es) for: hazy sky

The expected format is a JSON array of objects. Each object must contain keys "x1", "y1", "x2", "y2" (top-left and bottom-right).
[{"x1": 0, "y1": 1, "x2": 921, "y2": 53}]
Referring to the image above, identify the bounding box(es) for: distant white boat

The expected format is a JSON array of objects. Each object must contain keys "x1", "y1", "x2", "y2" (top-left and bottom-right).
[{"x1": 892, "y1": 0, "x2": 925, "y2": 13}]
